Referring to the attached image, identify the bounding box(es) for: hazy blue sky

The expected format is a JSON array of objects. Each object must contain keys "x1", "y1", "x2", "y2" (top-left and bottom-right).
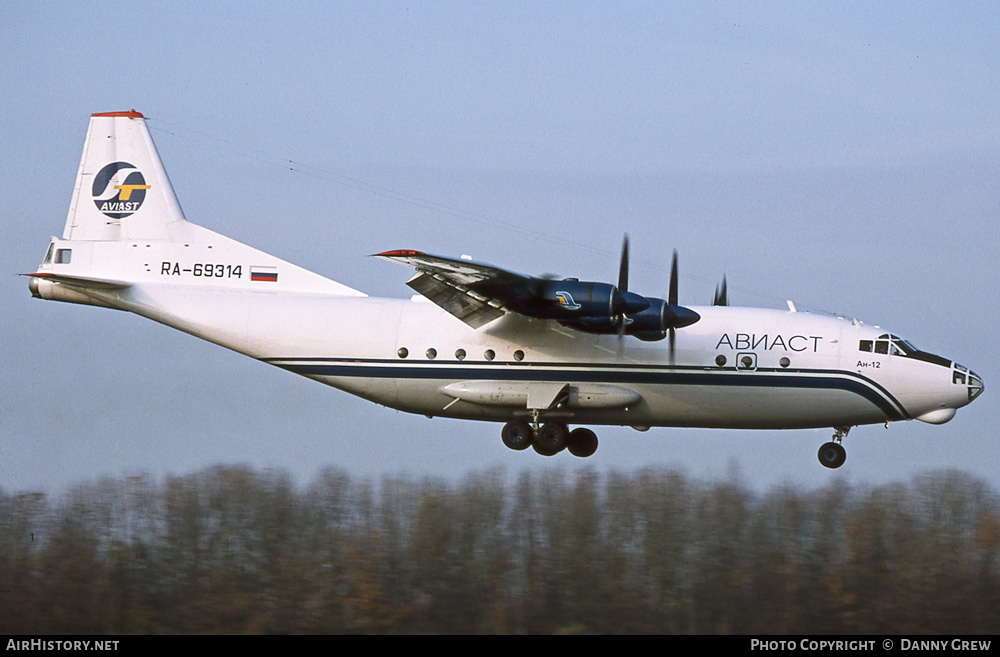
[{"x1": 2, "y1": 1, "x2": 998, "y2": 492}]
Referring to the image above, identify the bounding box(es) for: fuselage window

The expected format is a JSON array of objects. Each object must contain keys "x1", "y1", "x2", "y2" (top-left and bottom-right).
[{"x1": 55, "y1": 248, "x2": 72, "y2": 264}]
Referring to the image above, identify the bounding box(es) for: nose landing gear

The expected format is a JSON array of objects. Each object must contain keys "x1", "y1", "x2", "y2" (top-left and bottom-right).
[
  {"x1": 818, "y1": 426, "x2": 850, "y2": 469},
  {"x1": 501, "y1": 421, "x2": 599, "y2": 458}
]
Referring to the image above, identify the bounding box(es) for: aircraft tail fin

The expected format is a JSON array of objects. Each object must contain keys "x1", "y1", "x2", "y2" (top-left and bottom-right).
[
  {"x1": 64, "y1": 110, "x2": 189, "y2": 242},
  {"x1": 33, "y1": 110, "x2": 366, "y2": 304}
]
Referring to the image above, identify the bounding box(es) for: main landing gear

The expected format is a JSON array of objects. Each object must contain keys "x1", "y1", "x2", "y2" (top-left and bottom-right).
[
  {"x1": 817, "y1": 426, "x2": 850, "y2": 469},
  {"x1": 501, "y1": 420, "x2": 599, "y2": 458}
]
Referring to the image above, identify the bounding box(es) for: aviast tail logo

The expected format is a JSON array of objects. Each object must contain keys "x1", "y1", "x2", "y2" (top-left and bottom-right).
[{"x1": 93, "y1": 162, "x2": 150, "y2": 219}]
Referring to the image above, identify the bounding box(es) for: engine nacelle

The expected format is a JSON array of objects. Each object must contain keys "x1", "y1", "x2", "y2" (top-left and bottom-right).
[{"x1": 511, "y1": 279, "x2": 649, "y2": 322}]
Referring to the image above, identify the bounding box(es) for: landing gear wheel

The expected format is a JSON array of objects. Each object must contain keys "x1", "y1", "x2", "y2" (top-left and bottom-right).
[
  {"x1": 818, "y1": 442, "x2": 847, "y2": 469},
  {"x1": 532, "y1": 423, "x2": 567, "y2": 456},
  {"x1": 567, "y1": 427, "x2": 599, "y2": 458},
  {"x1": 501, "y1": 421, "x2": 532, "y2": 451}
]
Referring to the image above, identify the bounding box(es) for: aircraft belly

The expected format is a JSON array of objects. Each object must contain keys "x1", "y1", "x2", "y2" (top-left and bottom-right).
[
  {"x1": 633, "y1": 383, "x2": 891, "y2": 429},
  {"x1": 313, "y1": 366, "x2": 897, "y2": 430},
  {"x1": 321, "y1": 375, "x2": 401, "y2": 408}
]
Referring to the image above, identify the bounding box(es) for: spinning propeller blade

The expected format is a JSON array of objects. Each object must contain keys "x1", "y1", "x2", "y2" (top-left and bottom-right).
[
  {"x1": 663, "y1": 249, "x2": 702, "y2": 363},
  {"x1": 668, "y1": 250, "x2": 679, "y2": 363},
  {"x1": 669, "y1": 249, "x2": 679, "y2": 306},
  {"x1": 617, "y1": 234, "x2": 630, "y2": 350},
  {"x1": 713, "y1": 274, "x2": 728, "y2": 306},
  {"x1": 618, "y1": 234, "x2": 630, "y2": 292}
]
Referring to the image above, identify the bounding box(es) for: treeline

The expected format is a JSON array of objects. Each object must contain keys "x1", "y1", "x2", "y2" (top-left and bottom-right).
[{"x1": 1, "y1": 466, "x2": 998, "y2": 634}]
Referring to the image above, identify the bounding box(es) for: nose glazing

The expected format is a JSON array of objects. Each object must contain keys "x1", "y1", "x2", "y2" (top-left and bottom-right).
[
  {"x1": 967, "y1": 370, "x2": 984, "y2": 402},
  {"x1": 953, "y1": 363, "x2": 984, "y2": 404}
]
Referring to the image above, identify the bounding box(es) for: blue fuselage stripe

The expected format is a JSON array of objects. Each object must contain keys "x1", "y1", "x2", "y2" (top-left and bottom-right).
[{"x1": 262, "y1": 358, "x2": 909, "y2": 421}]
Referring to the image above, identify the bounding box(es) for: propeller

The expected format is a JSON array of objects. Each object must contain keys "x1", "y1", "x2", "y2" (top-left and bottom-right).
[
  {"x1": 713, "y1": 274, "x2": 728, "y2": 306},
  {"x1": 609, "y1": 233, "x2": 648, "y2": 317},
  {"x1": 664, "y1": 249, "x2": 701, "y2": 363},
  {"x1": 618, "y1": 233, "x2": 630, "y2": 293},
  {"x1": 620, "y1": 248, "x2": 700, "y2": 353},
  {"x1": 668, "y1": 250, "x2": 681, "y2": 362},
  {"x1": 615, "y1": 234, "x2": 633, "y2": 352},
  {"x1": 616, "y1": 234, "x2": 630, "y2": 341},
  {"x1": 668, "y1": 249, "x2": 679, "y2": 306}
]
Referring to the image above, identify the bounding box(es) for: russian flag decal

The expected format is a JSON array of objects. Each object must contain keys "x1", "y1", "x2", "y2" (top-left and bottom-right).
[{"x1": 251, "y1": 266, "x2": 278, "y2": 282}]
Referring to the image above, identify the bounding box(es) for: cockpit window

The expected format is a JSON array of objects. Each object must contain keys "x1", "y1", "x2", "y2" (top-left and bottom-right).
[
  {"x1": 861, "y1": 334, "x2": 952, "y2": 368},
  {"x1": 891, "y1": 335, "x2": 917, "y2": 354},
  {"x1": 860, "y1": 334, "x2": 920, "y2": 356},
  {"x1": 858, "y1": 333, "x2": 920, "y2": 356}
]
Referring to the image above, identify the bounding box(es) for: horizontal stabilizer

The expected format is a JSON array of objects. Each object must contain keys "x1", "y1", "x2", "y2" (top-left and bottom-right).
[{"x1": 25, "y1": 271, "x2": 131, "y2": 290}]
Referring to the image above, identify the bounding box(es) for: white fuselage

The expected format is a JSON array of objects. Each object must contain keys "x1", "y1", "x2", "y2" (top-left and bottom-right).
[
  {"x1": 188, "y1": 295, "x2": 977, "y2": 430},
  {"x1": 31, "y1": 235, "x2": 978, "y2": 432}
]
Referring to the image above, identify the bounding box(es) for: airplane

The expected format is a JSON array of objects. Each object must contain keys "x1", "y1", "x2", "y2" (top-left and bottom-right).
[{"x1": 27, "y1": 111, "x2": 984, "y2": 469}]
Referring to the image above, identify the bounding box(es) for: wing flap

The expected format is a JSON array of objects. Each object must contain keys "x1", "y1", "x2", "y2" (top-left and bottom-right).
[
  {"x1": 376, "y1": 250, "x2": 528, "y2": 328},
  {"x1": 406, "y1": 272, "x2": 506, "y2": 329}
]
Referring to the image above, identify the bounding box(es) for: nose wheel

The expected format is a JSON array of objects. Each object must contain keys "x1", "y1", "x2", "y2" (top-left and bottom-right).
[{"x1": 818, "y1": 426, "x2": 850, "y2": 469}]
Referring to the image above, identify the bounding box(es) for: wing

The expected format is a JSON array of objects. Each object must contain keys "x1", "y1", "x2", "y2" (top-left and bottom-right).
[
  {"x1": 375, "y1": 250, "x2": 530, "y2": 328},
  {"x1": 374, "y1": 248, "x2": 693, "y2": 338}
]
